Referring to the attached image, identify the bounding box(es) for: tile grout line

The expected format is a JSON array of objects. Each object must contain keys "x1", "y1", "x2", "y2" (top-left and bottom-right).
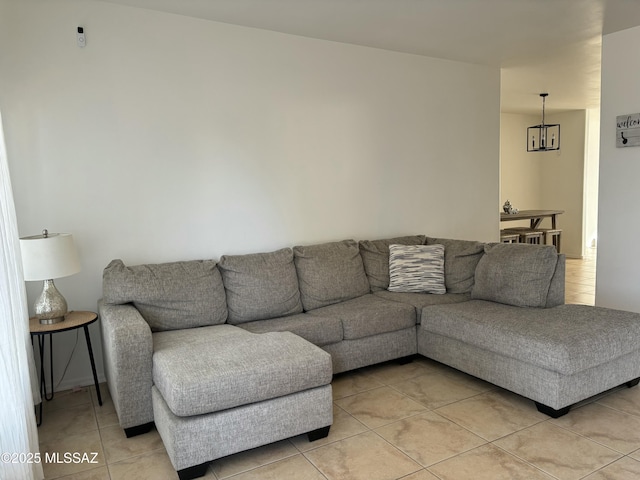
[{"x1": 487, "y1": 440, "x2": 562, "y2": 480}]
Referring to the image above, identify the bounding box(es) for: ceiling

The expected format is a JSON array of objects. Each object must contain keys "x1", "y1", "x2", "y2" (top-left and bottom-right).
[{"x1": 100, "y1": 0, "x2": 640, "y2": 114}]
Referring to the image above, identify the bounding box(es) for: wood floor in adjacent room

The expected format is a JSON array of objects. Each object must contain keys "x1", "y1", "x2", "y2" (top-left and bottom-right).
[{"x1": 40, "y1": 248, "x2": 640, "y2": 480}]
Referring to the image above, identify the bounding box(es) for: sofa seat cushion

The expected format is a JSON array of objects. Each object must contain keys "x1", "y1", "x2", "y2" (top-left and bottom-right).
[
  {"x1": 218, "y1": 248, "x2": 303, "y2": 324},
  {"x1": 293, "y1": 240, "x2": 370, "y2": 311},
  {"x1": 373, "y1": 290, "x2": 470, "y2": 321},
  {"x1": 307, "y1": 294, "x2": 416, "y2": 340},
  {"x1": 152, "y1": 325, "x2": 332, "y2": 416},
  {"x1": 421, "y1": 300, "x2": 640, "y2": 375},
  {"x1": 359, "y1": 235, "x2": 426, "y2": 291},
  {"x1": 237, "y1": 313, "x2": 343, "y2": 347},
  {"x1": 103, "y1": 259, "x2": 227, "y2": 331}
]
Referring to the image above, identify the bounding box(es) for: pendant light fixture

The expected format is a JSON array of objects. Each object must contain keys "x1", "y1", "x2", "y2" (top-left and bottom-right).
[{"x1": 527, "y1": 93, "x2": 560, "y2": 152}]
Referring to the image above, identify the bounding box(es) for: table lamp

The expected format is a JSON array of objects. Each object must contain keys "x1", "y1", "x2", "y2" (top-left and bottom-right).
[{"x1": 20, "y1": 229, "x2": 81, "y2": 324}]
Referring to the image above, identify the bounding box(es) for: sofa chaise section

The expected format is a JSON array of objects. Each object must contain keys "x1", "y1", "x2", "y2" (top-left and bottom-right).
[
  {"x1": 152, "y1": 325, "x2": 333, "y2": 478},
  {"x1": 152, "y1": 326, "x2": 330, "y2": 416},
  {"x1": 100, "y1": 258, "x2": 229, "y2": 436},
  {"x1": 100, "y1": 255, "x2": 334, "y2": 479},
  {"x1": 420, "y1": 301, "x2": 640, "y2": 416},
  {"x1": 419, "y1": 243, "x2": 640, "y2": 416}
]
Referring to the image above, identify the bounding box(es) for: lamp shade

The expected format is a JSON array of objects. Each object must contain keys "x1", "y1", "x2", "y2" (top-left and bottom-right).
[{"x1": 20, "y1": 232, "x2": 81, "y2": 281}]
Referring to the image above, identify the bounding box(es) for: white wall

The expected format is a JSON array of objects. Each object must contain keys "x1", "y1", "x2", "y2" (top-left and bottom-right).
[
  {"x1": 500, "y1": 111, "x2": 586, "y2": 258},
  {"x1": 539, "y1": 110, "x2": 586, "y2": 258},
  {"x1": 0, "y1": 0, "x2": 500, "y2": 390},
  {"x1": 500, "y1": 113, "x2": 543, "y2": 209},
  {"x1": 597, "y1": 25, "x2": 640, "y2": 311},
  {"x1": 584, "y1": 108, "x2": 600, "y2": 248}
]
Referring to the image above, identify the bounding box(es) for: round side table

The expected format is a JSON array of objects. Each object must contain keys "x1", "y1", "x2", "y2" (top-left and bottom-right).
[{"x1": 29, "y1": 310, "x2": 103, "y2": 426}]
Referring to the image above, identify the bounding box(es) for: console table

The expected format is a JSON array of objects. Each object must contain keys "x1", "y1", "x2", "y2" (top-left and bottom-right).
[{"x1": 500, "y1": 209, "x2": 564, "y2": 230}]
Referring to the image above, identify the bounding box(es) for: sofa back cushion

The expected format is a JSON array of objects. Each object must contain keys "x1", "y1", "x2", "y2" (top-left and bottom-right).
[
  {"x1": 218, "y1": 248, "x2": 303, "y2": 324},
  {"x1": 471, "y1": 243, "x2": 558, "y2": 308},
  {"x1": 546, "y1": 254, "x2": 566, "y2": 307},
  {"x1": 103, "y1": 259, "x2": 227, "y2": 331},
  {"x1": 426, "y1": 237, "x2": 486, "y2": 294},
  {"x1": 359, "y1": 235, "x2": 426, "y2": 291},
  {"x1": 293, "y1": 240, "x2": 370, "y2": 311}
]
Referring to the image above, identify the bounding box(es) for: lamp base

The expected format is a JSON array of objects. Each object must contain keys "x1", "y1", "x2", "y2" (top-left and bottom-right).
[
  {"x1": 39, "y1": 316, "x2": 65, "y2": 325},
  {"x1": 34, "y1": 279, "x2": 68, "y2": 324}
]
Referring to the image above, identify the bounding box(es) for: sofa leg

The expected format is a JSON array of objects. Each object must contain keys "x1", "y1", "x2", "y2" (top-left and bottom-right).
[
  {"x1": 397, "y1": 355, "x2": 416, "y2": 365},
  {"x1": 308, "y1": 425, "x2": 331, "y2": 442},
  {"x1": 124, "y1": 422, "x2": 154, "y2": 438},
  {"x1": 535, "y1": 402, "x2": 571, "y2": 418},
  {"x1": 177, "y1": 462, "x2": 209, "y2": 480},
  {"x1": 626, "y1": 377, "x2": 640, "y2": 388}
]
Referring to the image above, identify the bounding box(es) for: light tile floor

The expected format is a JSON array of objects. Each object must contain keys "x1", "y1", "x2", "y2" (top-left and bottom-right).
[
  {"x1": 40, "y1": 248, "x2": 640, "y2": 480},
  {"x1": 565, "y1": 247, "x2": 596, "y2": 306}
]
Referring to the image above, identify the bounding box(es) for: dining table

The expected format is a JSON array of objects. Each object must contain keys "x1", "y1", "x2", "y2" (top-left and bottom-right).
[{"x1": 500, "y1": 209, "x2": 564, "y2": 229}]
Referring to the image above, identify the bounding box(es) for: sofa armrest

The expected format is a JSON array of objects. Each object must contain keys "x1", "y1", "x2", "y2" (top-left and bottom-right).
[{"x1": 98, "y1": 299, "x2": 154, "y2": 430}]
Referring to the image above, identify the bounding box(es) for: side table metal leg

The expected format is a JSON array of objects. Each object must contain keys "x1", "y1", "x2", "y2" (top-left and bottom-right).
[
  {"x1": 37, "y1": 336, "x2": 45, "y2": 399},
  {"x1": 46, "y1": 334, "x2": 54, "y2": 401},
  {"x1": 37, "y1": 335, "x2": 54, "y2": 401},
  {"x1": 34, "y1": 335, "x2": 43, "y2": 426},
  {"x1": 83, "y1": 326, "x2": 102, "y2": 406},
  {"x1": 35, "y1": 334, "x2": 54, "y2": 425}
]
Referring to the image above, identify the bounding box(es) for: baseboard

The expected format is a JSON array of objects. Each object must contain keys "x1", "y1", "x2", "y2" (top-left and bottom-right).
[{"x1": 51, "y1": 373, "x2": 107, "y2": 394}]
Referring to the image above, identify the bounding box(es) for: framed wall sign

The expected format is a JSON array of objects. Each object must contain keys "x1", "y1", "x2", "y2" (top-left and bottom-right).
[{"x1": 616, "y1": 113, "x2": 640, "y2": 148}]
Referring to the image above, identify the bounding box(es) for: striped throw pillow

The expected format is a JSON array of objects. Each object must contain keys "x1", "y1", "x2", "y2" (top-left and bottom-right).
[{"x1": 388, "y1": 244, "x2": 446, "y2": 294}]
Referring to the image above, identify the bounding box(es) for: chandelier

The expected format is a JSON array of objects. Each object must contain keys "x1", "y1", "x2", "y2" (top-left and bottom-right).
[{"x1": 527, "y1": 93, "x2": 560, "y2": 152}]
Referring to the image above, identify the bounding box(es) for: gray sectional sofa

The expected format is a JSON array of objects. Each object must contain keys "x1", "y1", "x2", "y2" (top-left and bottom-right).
[{"x1": 99, "y1": 235, "x2": 640, "y2": 480}]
